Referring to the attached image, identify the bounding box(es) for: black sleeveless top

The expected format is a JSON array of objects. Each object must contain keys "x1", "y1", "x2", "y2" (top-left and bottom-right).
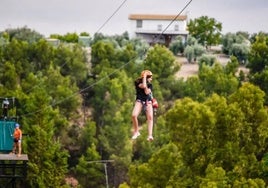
[{"x1": 134, "y1": 79, "x2": 152, "y2": 102}]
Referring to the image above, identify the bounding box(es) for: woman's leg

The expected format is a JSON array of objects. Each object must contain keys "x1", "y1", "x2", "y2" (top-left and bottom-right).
[
  {"x1": 17, "y1": 142, "x2": 21, "y2": 157},
  {"x1": 10, "y1": 142, "x2": 16, "y2": 154},
  {"x1": 146, "y1": 103, "x2": 154, "y2": 140},
  {"x1": 131, "y1": 101, "x2": 142, "y2": 136}
]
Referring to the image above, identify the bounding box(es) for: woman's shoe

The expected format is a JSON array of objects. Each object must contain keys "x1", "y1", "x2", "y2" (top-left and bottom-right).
[
  {"x1": 147, "y1": 136, "x2": 154, "y2": 141},
  {"x1": 131, "y1": 132, "x2": 141, "y2": 140}
]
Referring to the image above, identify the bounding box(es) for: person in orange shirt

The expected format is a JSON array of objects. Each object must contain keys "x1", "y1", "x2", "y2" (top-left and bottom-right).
[{"x1": 10, "y1": 123, "x2": 22, "y2": 157}]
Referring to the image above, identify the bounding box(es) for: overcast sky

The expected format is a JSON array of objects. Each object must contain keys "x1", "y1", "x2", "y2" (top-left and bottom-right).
[{"x1": 0, "y1": 0, "x2": 267, "y2": 37}]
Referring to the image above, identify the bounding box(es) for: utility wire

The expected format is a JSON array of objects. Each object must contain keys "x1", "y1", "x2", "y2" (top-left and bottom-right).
[
  {"x1": 96, "y1": 0, "x2": 128, "y2": 33},
  {"x1": 22, "y1": 56, "x2": 134, "y2": 117},
  {"x1": 21, "y1": 0, "x2": 129, "y2": 117},
  {"x1": 162, "y1": 0, "x2": 192, "y2": 35},
  {"x1": 21, "y1": 0, "x2": 193, "y2": 118},
  {"x1": 23, "y1": 0, "x2": 127, "y2": 95}
]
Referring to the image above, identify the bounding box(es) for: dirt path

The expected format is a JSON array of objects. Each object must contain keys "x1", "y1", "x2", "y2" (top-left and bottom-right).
[
  {"x1": 176, "y1": 56, "x2": 198, "y2": 80},
  {"x1": 177, "y1": 63, "x2": 198, "y2": 80}
]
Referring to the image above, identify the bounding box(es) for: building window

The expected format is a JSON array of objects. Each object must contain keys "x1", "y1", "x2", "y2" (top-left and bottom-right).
[
  {"x1": 157, "y1": 24, "x2": 162, "y2": 31},
  {"x1": 174, "y1": 25, "x2": 179, "y2": 31},
  {"x1": 136, "y1": 20, "x2": 142, "y2": 28}
]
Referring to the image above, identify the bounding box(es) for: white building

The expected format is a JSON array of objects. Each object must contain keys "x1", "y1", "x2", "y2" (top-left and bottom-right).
[
  {"x1": 45, "y1": 38, "x2": 60, "y2": 46},
  {"x1": 128, "y1": 14, "x2": 189, "y2": 46},
  {"x1": 78, "y1": 36, "x2": 91, "y2": 47}
]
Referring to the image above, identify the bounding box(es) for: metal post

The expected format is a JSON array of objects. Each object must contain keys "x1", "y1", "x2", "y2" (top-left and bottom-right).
[
  {"x1": 103, "y1": 163, "x2": 108, "y2": 188},
  {"x1": 87, "y1": 160, "x2": 114, "y2": 188}
]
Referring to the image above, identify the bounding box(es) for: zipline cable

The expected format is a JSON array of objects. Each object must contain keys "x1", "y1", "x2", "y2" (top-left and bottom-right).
[
  {"x1": 21, "y1": 0, "x2": 193, "y2": 117},
  {"x1": 162, "y1": 0, "x2": 192, "y2": 35},
  {"x1": 21, "y1": 58, "x2": 133, "y2": 117},
  {"x1": 96, "y1": 0, "x2": 128, "y2": 33},
  {"x1": 23, "y1": 0, "x2": 128, "y2": 94}
]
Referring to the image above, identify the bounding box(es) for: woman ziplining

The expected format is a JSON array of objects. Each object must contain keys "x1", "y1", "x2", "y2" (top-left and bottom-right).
[{"x1": 131, "y1": 70, "x2": 154, "y2": 141}]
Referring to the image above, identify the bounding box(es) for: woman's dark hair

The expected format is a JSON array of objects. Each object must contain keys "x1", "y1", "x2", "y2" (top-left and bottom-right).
[{"x1": 135, "y1": 78, "x2": 142, "y2": 85}]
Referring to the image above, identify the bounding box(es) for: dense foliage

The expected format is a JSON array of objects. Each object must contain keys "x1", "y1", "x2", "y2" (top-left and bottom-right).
[
  {"x1": 187, "y1": 16, "x2": 222, "y2": 46},
  {"x1": 0, "y1": 27, "x2": 268, "y2": 187}
]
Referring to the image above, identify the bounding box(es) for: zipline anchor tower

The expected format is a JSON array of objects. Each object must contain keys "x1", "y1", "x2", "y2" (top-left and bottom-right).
[{"x1": 0, "y1": 97, "x2": 28, "y2": 187}]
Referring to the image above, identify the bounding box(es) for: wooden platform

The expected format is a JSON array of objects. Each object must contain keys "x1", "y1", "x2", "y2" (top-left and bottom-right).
[{"x1": 0, "y1": 154, "x2": 28, "y2": 161}]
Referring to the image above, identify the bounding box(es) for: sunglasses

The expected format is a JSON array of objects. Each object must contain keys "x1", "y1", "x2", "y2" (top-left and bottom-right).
[{"x1": 147, "y1": 75, "x2": 152, "y2": 79}]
